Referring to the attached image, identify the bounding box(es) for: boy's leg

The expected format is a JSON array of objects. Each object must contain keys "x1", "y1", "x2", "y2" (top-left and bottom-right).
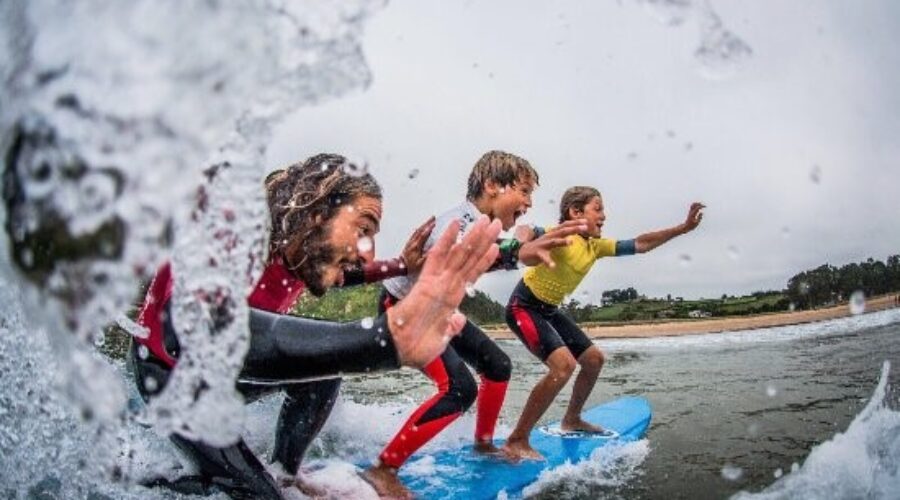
[
  {"x1": 503, "y1": 297, "x2": 575, "y2": 460},
  {"x1": 549, "y1": 311, "x2": 606, "y2": 432},
  {"x1": 365, "y1": 348, "x2": 476, "y2": 497},
  {"x1": 366, "y1": 287, "x2": 477, "y2": 497},
  {"x1": 449, "y1": 320, "x2": 512, "y2": 451}
]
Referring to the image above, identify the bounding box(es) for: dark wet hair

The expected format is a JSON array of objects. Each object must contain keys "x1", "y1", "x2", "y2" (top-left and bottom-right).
[
  {"x1": 559, "y1": 186, "x2": 601, "y2": 223},
  {"x1": 466, "y1": 150, "x2": 539, "y2": 201},
  {"x1": 265, "y1": 154, "x2": 381, "y2": 293}
]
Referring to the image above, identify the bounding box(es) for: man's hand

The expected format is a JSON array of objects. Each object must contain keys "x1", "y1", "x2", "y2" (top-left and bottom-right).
[
  {"x1": 682, "y1": 203, "x2": 705, "y2": 233},
  {"x1": 387, "y1": 215, "x2": 501, "y2": 368},
  {"x1": 517, "y1": 219, "x2": 588, "y2": 267},
  {"x1": 400, "y1": 216, "x2": 436, "y2": 274}
]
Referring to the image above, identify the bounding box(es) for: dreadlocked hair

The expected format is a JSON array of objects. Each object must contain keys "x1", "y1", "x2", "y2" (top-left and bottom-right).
[
  {"x1": 559, "y1": 186, "x2": 601, "y2": 223},
  {"x1": 265, "y1": 153, "x2": 382, "y2": 262}
]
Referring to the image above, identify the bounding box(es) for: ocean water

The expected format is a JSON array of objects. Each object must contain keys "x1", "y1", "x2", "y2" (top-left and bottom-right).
[
  {"x1": 310, "y1": 307, "x2": 899, "y2": 499},
  {"x1": 2, "y1": 1, "x2": 897, "y2": 498},
  {"x1": 98, "y1": 306, "x2": 893, "y2": 499}
]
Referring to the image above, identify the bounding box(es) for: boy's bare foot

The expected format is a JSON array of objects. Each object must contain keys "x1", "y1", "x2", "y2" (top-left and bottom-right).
[
  {"x1": 560, "y1": 417, "x2": 605, "y2": 434},
  {"x1": 362, "y1": 465, "x2": 414, "y2": 499},
  {"x1": 500, "y1": 439, "x2": 544, "y2": 461},
  {"x1": 473, "y1": 441, "x2": 508, "y2": 458}
]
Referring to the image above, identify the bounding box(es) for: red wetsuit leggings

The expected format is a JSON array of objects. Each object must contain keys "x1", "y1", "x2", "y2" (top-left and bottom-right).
[{"x1": 377, "y1": 287, "x2": 511, "y2": 468}]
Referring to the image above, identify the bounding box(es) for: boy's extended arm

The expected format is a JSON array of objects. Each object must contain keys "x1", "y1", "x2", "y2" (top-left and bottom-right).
[
  {"x1": 490, "y1": 219, "x2": 588, "y2": 270},
  {"x1": 634, "y1": 202, "x2": 705, "y2": 254}
]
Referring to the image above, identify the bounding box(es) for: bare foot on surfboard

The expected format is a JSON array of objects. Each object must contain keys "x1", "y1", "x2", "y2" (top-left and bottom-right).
[
  {"x1": 362, "y1": 464, "x2": 414, "y2": 499},
  {"x1": 560, "y1": 417, "x2": 606, "y2": 434},
  {"x1": 500, "y1": 438, "x2": 545, "y2": 461},
  {"x1": 474, "y1": 440, "x2": 518, "y2": 461}
]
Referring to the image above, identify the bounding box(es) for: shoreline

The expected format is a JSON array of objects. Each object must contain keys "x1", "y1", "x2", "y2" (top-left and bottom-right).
[{"x1": 484, "y1": 294, "x2": 900, "y2": 340}]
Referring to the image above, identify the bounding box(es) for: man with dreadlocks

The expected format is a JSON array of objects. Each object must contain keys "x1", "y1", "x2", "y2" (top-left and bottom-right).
[{"x1": 130, "y1": 153, "x2": 501, "y2": 499}]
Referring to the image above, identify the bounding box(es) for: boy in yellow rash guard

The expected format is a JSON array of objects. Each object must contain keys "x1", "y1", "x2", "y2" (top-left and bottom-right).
[{"x1": 502, "y1": 186, "x2": 705, "y2": 460}]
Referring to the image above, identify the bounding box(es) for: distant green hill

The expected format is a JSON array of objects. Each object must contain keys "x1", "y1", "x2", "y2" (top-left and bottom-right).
[{"x1": 292, "y1": 283, "x2": 506, "y2": 324}]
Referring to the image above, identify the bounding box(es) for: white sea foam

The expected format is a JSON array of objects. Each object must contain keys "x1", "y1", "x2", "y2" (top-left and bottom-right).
[
  {"x1": 0, "y1": 0, "x2": 383, "y2": 496},
  {"x1": 732, "y1": 361, "x2": 900, "y2": 500},
  {"x1": 522, "y1": 440, "x2": 651, "y2": 498}
]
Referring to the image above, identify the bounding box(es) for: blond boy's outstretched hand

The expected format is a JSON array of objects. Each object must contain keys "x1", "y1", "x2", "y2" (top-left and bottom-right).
[{"x1": 683, "y1": 202, "x2": 706, "y2": 233}]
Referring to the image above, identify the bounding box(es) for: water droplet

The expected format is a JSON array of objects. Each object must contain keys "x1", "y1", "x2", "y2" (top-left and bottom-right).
[
  {"x1": 361, "y1": 317, "x2": 374, "y2": 329},
  {"x1": 809, "y1": 164, "x2": 822, "y2": 184},
  {"x1": 774, "y1": 468, "x2": 783, "y2": 479},
  {"x1": 499, "y1": 187, "x2": 506, "y2": 194},
  {"x1": 20, "y1": 248, "x2": 34, "y2": 267},
  {"x1": 747, "y1": 422, "x2": 760, "y2": 437},
  {"x1": 684, "y1": 141, "x2": 693, "y2": 151},
  {"x1": 789, "y1": 302, "x2": 796, "y2": 312},
  {"x1": 281, "y1": 279, "x2": 289, "y2": 286},
  {"x1": 407, "y1": 168, "x2": 420, "y2": 179},
  {"x1": 849, "y1": 290, "x2": 866, "y2": 315},
  {"x1": 666, "y1": 130, "x2": 676, "y2": 138},
  {"x1": 548, "y1": 199, "x2": 556, "y2": 205},
  {"x1": 398, "y1": 261, "x2": 406, "y2": 269},
  {"x1": 627, "y1": 151, "x2": 638, "y2": 160},
  {"x1": 379, "y1": 339, "x2": 387, "y2": 347},
  {"x1": 465, "y1": 282, "x2": 476, "y2": 297},
  {"x1": 346, "y1": 205, "x2": 355, "y2": 213},
  {"x1": 780, "y1": 226, "x2": 791, "y2": 239},
  {"x1": 766, "y1": 384, "x2": 778, "y2": 397},
  {"x1": 144, "y1": 376, "x2": 159, "y2": 392},
  {"x1": 678, "y1": 254, "x2": 693, "y2": 267},
  {"x1": 798, "y1": 281, "x2": 810, "y2": 295},
  {"x1": 721, "y1": 464, "x2": 743, "y2": 481},
  {"x1": 695, "y1": 8, "x2": 753, "y2": 80},
  {"x1": 137, "y1": 345, "x2": 150, "y2": 360},
  {"x1": 726, "y1": 245, "x2": 740, "y2": 261},
  {"x1": 396, "y1": 318, "x2": 405, "y2": 326},
  {"x1": 357, "y1": 236, "x2": 373, "y2": 253},
  {"x1": 380, "y1": 265, "x2": 388, "y2": 273},
  {"x1": 341, "y1": 160, "x2": 368, "y2": 178},
  {"x1": 260, "y1": 283, "x2": 266, "y2": 289},
  {"x1": 790, "y1": 462, "x2": 799, "y2": 473}
]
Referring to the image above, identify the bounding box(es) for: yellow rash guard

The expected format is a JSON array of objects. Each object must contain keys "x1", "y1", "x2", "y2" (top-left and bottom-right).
[{"x1": 523, "y1": 231, "x2": 635, "y2": 306}]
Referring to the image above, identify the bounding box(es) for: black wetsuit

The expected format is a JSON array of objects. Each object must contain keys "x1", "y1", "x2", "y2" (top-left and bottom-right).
[{"x1": 131, "y1": 259, "x2": 405, "y2": 500}]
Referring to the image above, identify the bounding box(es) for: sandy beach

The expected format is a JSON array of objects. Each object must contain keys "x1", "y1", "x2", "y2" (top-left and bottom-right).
[{"x1": 485, "y1": 294, "x2": 900, "y2": 340}]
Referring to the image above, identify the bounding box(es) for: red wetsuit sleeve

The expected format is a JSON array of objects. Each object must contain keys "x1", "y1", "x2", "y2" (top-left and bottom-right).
[{"x1": 135, "y1": 262, "x2": 177, "y2": 367}]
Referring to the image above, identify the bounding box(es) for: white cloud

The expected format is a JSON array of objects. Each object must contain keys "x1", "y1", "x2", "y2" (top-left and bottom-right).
[{"x1": 267, "y1": 0, "x2": 900, "y2": 302}]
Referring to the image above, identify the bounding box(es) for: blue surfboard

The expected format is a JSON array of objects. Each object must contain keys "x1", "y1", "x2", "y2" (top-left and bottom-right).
[{"x1": 397, "y1": 396, "x2": 652, "y2": 499}]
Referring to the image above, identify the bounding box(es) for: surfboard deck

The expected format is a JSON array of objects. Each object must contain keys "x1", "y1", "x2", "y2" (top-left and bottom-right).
[{"x1": 397, "y1": 396, "x2": 652, "y2": 499}]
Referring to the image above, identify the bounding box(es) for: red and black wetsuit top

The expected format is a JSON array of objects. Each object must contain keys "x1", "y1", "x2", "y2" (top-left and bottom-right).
[{"x1": 134, "y1": 257, "x2": 408, "y2": 379}]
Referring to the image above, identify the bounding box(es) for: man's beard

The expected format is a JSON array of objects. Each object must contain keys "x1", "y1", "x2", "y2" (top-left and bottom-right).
[{"x1": 288, "y1": 224, "x2": 335, "y2": 297}]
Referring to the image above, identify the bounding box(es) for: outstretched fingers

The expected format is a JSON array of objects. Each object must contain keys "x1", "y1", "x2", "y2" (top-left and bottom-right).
[
  {"x1": 546, "y1": 219, "x2": 588, "y2": 238},
  {"x1": 444, "y1": 216, "x2": 501, "y2": 275}
]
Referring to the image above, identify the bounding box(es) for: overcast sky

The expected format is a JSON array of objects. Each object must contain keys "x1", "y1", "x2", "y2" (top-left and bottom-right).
[{"x1": 267, "y1": 0, "x2": 900, "y2": 303}]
